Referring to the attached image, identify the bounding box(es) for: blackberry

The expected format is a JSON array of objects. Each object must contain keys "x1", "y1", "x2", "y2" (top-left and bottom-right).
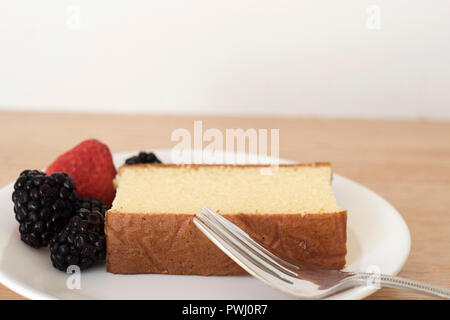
[
  {"x1": 12, "y1": 170, "x2": 78, "y2": 248},
  {"x1": 125, "y1": 151, "x2": 161, "y2": 165},
  {"x1": 50, "y1": 211, "x2": 106, "y2": 271},
  {"x1": 76, "y1": 196, "x2": 109, "y2": 216}
]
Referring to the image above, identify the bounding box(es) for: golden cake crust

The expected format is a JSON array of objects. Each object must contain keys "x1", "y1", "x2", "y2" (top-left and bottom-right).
[
  {"x1": 105, "y1": 210, "x2": 347, "y2": 275},
  {"x1": 117, "y1": 162, "x2": 332, "y2": 172}
]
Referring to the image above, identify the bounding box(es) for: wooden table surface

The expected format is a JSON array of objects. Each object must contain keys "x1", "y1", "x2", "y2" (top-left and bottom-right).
[{"x1": 0, "y1": 111, "x2": 449, "y2": 300}]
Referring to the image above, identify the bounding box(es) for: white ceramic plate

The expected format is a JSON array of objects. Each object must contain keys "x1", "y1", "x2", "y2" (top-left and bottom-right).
[{"x1": 0, "y1": 150, "x2": 410, "y2": 300}]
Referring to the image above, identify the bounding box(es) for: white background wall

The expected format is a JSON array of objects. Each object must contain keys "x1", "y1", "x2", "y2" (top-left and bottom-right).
[{"x1": 1, "y1": 1, "x2": 449, "y2": 119}]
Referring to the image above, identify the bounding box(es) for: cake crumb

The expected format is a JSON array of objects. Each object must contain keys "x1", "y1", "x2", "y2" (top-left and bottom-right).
[{"x1": 299, "y1": 241, "x2": 307, "y2": 250}]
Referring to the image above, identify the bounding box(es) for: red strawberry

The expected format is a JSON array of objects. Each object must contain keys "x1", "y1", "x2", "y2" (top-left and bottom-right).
[{"x1": 46, "y1": 139, "x2": 117, "y2": 207}]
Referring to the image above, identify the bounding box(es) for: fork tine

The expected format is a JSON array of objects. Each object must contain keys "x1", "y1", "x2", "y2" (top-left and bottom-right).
[
  {"x1": 195, "y1": 210, "x2": 297, "y2": 279},
  {"x1": 193, "y1": 213, "x2": 294, "y2": 285},
  {"x1": 200, "y1": 206, "x2": 299, "y2": 274}
]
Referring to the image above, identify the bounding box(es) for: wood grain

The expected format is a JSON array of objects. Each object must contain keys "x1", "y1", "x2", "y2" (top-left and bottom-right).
[{"x1": 0, "y1": 111, "x2": 448, "y2": 300}]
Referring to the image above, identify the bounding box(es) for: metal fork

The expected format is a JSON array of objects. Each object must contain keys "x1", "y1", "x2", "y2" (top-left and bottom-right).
[{"x1": 193, "y1": 206, "x2": 450, "y2": 299}]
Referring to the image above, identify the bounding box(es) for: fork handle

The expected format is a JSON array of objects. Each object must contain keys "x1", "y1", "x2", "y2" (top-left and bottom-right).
[{"x1": 350, "y1": 273, "x2": 450, "y2": 299}]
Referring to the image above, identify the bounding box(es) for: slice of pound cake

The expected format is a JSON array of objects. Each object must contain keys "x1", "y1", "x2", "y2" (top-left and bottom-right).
[{"x1": 105, "y1": 163, "x2": 347, "y2": 275}]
